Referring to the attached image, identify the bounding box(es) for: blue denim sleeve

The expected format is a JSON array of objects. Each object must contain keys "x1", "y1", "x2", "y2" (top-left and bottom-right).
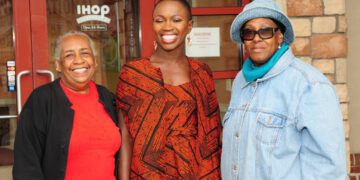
[{"x1": 296, "y1": 82, "x2": 347, "y2": 180}]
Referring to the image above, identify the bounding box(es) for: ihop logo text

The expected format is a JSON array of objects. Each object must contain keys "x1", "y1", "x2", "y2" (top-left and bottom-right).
[{"x1": 76, "y1": 5, "x2": 111, "y2": 24}]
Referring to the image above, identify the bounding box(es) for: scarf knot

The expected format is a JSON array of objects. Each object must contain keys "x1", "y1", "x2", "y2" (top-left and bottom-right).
[{"x1": 242, "y1": 43, "x2": 289, "y2": 82}]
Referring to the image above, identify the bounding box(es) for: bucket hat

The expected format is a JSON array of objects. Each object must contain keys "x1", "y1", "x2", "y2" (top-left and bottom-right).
[{"x1": 230, "y1": 0, "x2": 294, "y2": 44}]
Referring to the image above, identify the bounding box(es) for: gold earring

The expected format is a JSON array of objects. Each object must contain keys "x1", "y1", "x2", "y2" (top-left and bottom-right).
[
  {"x1": 187, "y1": 36, "x2": 192, "y2": 46},
  {"x1": 153, "y1": 41, "x2": 158, "y2": 50}
]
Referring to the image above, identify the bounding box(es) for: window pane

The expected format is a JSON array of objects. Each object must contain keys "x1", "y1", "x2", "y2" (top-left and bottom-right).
[
  {"x1": 124, "y1": 0, "x2": 141, "y2": 60},
  {"x1": 0, "y1": 1, "x2": 17, "y2": 179},
  {"x1": 0, "y1": 0, "x2": 16, "y2": 148},
  {"x1": 188, "y1": 15, "x2": 242, "y2": 71}
]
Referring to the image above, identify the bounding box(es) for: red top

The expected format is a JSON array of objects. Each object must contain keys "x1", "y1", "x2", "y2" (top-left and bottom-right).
[
  {"x1": 61, "y1": 81, "x2": 121, "y2": 180},
  {"x1": 116, "y1": 58, "x2": 221, "y2": 179}
]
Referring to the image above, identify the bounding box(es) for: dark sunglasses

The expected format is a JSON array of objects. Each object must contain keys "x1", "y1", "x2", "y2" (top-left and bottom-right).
[{"x1": 240, "y1": 27, "x2": 279, "y2": 41}]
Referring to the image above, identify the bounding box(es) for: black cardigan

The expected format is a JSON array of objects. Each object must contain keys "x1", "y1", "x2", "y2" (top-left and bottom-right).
[{"x1": 13, "y1": 79, "x2": 119, "y2": 180}]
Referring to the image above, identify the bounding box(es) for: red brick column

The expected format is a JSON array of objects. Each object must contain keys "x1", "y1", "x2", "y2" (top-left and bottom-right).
[{"x1": 350, "y1": 154, "x2": 360, "y2": 179}]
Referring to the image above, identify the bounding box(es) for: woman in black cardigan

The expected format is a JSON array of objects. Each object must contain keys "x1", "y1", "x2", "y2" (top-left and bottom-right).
[{"x1": 12, "y1": 31, "x2": 131, "y2": 180}]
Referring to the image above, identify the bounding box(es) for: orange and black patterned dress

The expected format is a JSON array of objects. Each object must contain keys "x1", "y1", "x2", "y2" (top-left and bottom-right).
[{"x1": 116, "y1": 58, "x2": 221, "y2": 179}]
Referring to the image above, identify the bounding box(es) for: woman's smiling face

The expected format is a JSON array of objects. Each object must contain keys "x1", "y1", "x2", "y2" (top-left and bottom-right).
[
  {"x1": 56, "y1": 35, "x2": 97, "y2": 93},
  {"x1": 152, "y1": 0, "x2": 192, "y2": 52},
  {"x1": 242, "y1": 18, "x2": 284, "y2": 66}
]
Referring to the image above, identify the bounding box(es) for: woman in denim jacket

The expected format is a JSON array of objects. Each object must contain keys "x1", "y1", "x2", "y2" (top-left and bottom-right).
[{"x1": 221, "y1": 0, "x2": 347, "y2": 179}]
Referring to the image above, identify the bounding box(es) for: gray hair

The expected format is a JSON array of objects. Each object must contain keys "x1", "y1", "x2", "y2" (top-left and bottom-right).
[{"x1": 53, "y1": 31, "x2": 97, "y2": 60}]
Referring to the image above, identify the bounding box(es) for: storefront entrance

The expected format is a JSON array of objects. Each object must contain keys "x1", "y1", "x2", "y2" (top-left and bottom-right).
[{"x1": 0, "y1": 0, "x2": 248, "y2": 179}]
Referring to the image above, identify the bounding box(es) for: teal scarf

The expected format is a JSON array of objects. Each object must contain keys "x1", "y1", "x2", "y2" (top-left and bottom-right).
[{"x1": 242, "y1": 43, "x2": 289, "y2": 82}]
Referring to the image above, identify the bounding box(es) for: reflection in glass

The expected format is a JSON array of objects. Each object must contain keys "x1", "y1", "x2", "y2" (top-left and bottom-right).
[
  {"x1": 0, "y1": 0, "x2": 16, "y2": 148},
  {"x1": 0, "y1": 1, "x2": 17, "y2": 180},
  {"x1": 124, "y1": 0, "x2": 141, "y2": 60}
]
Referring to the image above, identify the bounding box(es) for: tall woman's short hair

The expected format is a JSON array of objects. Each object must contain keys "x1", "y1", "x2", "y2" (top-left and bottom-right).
[{"x1": 153, "y1": 0, "x2": 192, "y2": 20}]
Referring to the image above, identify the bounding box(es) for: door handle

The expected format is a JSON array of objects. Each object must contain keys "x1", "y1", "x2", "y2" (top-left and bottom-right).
[
  {"x1": 37, "y1": 69, "x2": 55, "y2": 82},
  {"x1": 0, "y1": 115, "x2": 18, "y2": 119},
  {"x1": 16, "y1": 70, "x2": 30, "y2": 114}
]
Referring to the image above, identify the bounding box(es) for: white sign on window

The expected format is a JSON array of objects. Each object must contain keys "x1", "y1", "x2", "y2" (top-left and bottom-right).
[{"x1": 185, "y1": 27, "x2": 220, "y2": 57}]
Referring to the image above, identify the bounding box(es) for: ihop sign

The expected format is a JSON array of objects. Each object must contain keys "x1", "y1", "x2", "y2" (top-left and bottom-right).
[{"x1": 76, "y1": 5, "x2": 111, "y2": 24}]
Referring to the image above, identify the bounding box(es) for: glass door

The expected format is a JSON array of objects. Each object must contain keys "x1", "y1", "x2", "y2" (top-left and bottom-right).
[
  {"x1": 0, "y1": 0, "x2": 127, "y2": 179},
  {"x1": 0, "y1": 0, "x2": 31, "y2": 179}
]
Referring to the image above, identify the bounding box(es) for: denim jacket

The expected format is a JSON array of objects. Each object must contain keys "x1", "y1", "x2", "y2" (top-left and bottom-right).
[{"x1": 221, "y1": 49, "x2": 346, "y2": 180}]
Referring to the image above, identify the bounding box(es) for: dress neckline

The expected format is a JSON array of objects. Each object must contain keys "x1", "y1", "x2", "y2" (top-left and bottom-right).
[{"x1": 143, "y1": 57, "x2": 193, "y2": 87}]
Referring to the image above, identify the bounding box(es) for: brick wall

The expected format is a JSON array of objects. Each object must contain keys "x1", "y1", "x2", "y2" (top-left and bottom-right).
[
  {"x1": 276, "y1": 0, "x2": 350, "y2": 173},
  {"x1": 350, "y1": 154, "x2": 360, "y2": 179}
]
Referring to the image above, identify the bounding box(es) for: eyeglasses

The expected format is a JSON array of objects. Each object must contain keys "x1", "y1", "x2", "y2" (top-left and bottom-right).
[{"x1": 240, "y1": 27, "x2": 279, "y2": 41}]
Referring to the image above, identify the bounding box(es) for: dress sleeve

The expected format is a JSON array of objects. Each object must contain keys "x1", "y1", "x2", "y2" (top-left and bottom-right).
[
  {"x1": 13, "y1": 91, "x2": 46, "y2": 180},
  {"x1": 116, "y1": 65, "x2": 136, "y2": 128},
  {"x1": 297, "y1": 83, "x2": 347, "y2": 179},
  {"x1": 192, "y1": 63, "x2": 222, "y2": 178}
]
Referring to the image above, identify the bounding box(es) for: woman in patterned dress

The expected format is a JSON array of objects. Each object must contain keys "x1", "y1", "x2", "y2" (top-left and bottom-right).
[{"x1": 116, "y1": 0, "x2": 222, "y2": 179}]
